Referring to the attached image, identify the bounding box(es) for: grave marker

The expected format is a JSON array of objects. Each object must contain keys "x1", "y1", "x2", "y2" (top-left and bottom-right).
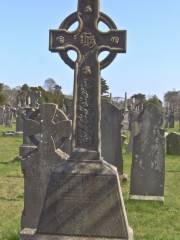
[
  {"x1": 130, "y1": 103, "x2": 165, "y2": 202},
  {"x1": 20, "y1": 1, "x2": 133, "y2": 239},
  {"x1": 20, "y1": 103, "x2": 71, "y2": 229}
]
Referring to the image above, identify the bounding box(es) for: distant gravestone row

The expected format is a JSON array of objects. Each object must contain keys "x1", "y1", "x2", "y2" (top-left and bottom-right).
[{"x1": 0, "y1": 105, "x2": 15, "y2": 127}]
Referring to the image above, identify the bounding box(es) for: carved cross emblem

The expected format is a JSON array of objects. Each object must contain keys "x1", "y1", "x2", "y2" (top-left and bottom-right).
[{"x1": 49, "y1": 0, "x2": 127, "y2": 160}]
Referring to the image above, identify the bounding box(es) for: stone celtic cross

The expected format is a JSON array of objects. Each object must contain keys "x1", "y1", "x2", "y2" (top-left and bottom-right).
[{"x1": 49, "y1": 0, "x2": 127, "y2": 160}]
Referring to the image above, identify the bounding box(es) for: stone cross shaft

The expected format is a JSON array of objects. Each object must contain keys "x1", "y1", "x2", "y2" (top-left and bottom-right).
[{"x1": 49, "y1": 0, "x2": 126, "y2": 160}]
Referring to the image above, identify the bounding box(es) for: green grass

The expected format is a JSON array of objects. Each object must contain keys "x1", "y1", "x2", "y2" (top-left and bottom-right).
[
  {"x1": 0, "y1": 125, "x2": 180, "y2": 239},
  {"x1": 0, "y1": 121, "x2": 16, "y2": 133},
  {"x1": 122, "y1": 152, "x2": 180, "y2": 240},
  {"x1": 0, "y1": 125, "x2": 23, "y2": 240}
]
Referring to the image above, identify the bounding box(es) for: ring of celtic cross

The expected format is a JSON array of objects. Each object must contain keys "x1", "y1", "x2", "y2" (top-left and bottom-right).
[{"x1": 58, "y1": 12, "x2": 118, "y2": 70}]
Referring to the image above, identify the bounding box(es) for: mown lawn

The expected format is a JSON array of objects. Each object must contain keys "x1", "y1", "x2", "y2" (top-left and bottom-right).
[
  {"x1": 0, "y1": 124, "x2": 23, "y2": 240},
  {"x1": 0, "y1": 125, "x2": 180, "y2": 240}
]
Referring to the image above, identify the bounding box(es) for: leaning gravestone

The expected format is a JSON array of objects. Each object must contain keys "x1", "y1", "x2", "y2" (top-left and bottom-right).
[
  {"x1": 130, "y1": 103, "x2": 165, "y2": 202},
  {"x1": 20, "y1": 0, "x2": 133, "y2": 239},
  {"x1": 20, "y1": 103, "x2": 71, "y2": 230},
  {"x1": 167, "y1": 132, "x2": 180, "y2": 155},
  {"x1": 101, "y1": 99, "x2": 124, "y2": 175}
]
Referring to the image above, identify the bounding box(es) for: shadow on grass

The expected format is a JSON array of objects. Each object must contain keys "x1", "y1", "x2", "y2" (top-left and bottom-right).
[
  {"x1": 0, "y1": 194, "x2": 23, "y2": 202},
  {"x1": 0, "y1": 156, "x2": 20, "y2": 165}
]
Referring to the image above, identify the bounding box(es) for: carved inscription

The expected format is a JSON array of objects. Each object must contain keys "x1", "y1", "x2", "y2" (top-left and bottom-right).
[
  {"x1": 80, "y1": 32, "x2": 96, "y2": 48},
  {"x1": 56, "y1": 36, "x2": 65, "y2": 44},
  {"x1": 82, "y1": 66, "x2": 92, "y2": 75},
  {"x1": 111, "y1": 36, "x2": 120, "y2": 44},
  {"x1": 84, "y1": 5, "x2": 93, "y2": 13},
  {"x1": 76, "y1": 78, "x2": 93, "y2": 147}
]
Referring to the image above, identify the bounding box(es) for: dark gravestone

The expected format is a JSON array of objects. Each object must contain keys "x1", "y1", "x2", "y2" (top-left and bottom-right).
[
  {"x1": 127, "y1": 110, "x2": 140, "y2": 153},
  {"x1": 57, "y1": 98, "x2": 125, "y2": 172},
  {"x1": 20, "y1": 0, "x2": 133, "y2": 239},
  {"x1": 20, "y1": 103, "x2": 71, "y2": 229},
  {"x1": 164, "y1": 112, "x2": 169, "y2": 129},
  {"x1": 168, "y1": 111, "x2": 175, "y2": 128},
  {"x1": 0, "y1": 106, "x2": 5, "y2": 124},
  {"x1": 16, "y1": 108, "x2": 24, "y2": 132},
  {"x1": 167, "y1": 132, "x2": 180, "y2": 155},
  {"x1": 130, "y1": 103, "x2": 165, "y2": 202},
  {"x1": 29, "y1": 89, "x2": 41, "y2": 108},
  {"x1": 4, "y1": 106, "x2": 13, "y2": 127},
  {"x1": 101, "y1": 99, "x2": 124, "y2": 174}
]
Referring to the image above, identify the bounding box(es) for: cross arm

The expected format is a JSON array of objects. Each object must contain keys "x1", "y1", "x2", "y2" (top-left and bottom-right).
[
  {"x1": 49, "y1": 29, "x2": 78, "y2": 52},
  {"x1": 98, "y1": 30, "x2": 127, "y2": 53}
]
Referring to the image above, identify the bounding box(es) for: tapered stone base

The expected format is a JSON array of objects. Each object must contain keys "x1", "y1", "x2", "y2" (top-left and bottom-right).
[{"x1": 23, "y1": 160, "x2": 133, "y2": 240}]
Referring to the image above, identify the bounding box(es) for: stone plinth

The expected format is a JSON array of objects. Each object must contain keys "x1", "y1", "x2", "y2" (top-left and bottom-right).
[{"x1": 34, "y1": 160, "x2": 133, "y2": 240}]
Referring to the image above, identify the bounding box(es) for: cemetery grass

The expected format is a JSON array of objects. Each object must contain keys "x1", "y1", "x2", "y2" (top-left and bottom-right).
[
  {"x1": 0, "y1": 125, "x2": 23, "y2": 240},
  {"x1": 0, "y1": 127, "x2": 179, "y2": 239}
]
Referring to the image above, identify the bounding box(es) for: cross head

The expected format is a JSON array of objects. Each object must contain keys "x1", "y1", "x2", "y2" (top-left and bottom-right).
[{"x1": 49, "y1": 0, "x2": 127, "y2": 160}]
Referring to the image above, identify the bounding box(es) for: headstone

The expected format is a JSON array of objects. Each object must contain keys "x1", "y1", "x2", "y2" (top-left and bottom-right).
[
  {"x1": 164, "y1": 112, "x2": 169, "y2": 128},
  {"x1": 101, "y1": 99, "x2": 124, "y2": 174},
  {"x1": 20, "y1": 103, "x2": 72, "y2": 230},
  {"x1": 0, "y1": 106, "x2": 5, "y2": 124},
  {"x1": 29, "y1": 89, "x2": 41, "y2": 108},
  {"x1": 122, "y1": 92, "x2": 129, "y2": 131},
  {"x1": 20, "y1": 0, "x2": 133, "y2": 239},
  {"x1": 4, "y1": 106, "x2": 13, "y2": 127},
  {"x1": 127, "y1": 110, "x2": 140, "y2": 153},
  {"x1": 130, "y1": 103, "x2": 165, "y2": 202},
  {"x1": 62, "y1": 97, "x2": 125, "y2": 173},
  {"x1": 168, "y1": 111, "x2": 175, "y2": 128},
  {"x1": 167, "y1": 132, "x2": 180, "y2": 155},
  {"x1": 16, "y1": 108, "x2": 24, "y2": 132}
]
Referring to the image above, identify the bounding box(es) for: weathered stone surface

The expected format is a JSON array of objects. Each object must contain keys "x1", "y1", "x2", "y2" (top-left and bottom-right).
[
  {"x1": 20, "y1": 103, "x2": 71, "y2": 229},
  {"x1": 167, "y1": 132, "x2": 180, "y2": 155},
  {"x1": 37, "y1": 161, "x2": 132, "y2": 239},
  {"x1": 3, "y1": 106, "x2": 14, "y2": 127},
  {"x1": 127, "y1": 110, "x2": 139, "y2": 153},
  {"x1": 0, "y1": 106, "x2": 5, "y2": 124},
  {"x1": 122, "y1": 110, "x2": 129, "y2": 132},
  {"x1": 16, "y1": 108, "x2": 24, "y2": 132},
  {"x1": 130, "y1": 104, "x2": 165, "y2": 201},
  {"x1": 168, "y1": 112, "x2": 175, "y2": 128},
  {"x1": 101, "y1": 99, "x2": 124, "y2": 174},
  {"x1": 29, "y1": 89, "x2": 41, "y2": 108}
]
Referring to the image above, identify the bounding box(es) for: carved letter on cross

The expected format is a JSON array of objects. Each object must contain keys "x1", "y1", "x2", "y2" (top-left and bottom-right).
[{"x1": 49, "y1": 0, "x2": 127, "y2": 160}]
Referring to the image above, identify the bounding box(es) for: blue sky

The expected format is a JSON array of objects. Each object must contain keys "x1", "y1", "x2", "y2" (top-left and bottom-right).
[{"x1": 0, "y1": 0, "x2": 179, "y2": 100}]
